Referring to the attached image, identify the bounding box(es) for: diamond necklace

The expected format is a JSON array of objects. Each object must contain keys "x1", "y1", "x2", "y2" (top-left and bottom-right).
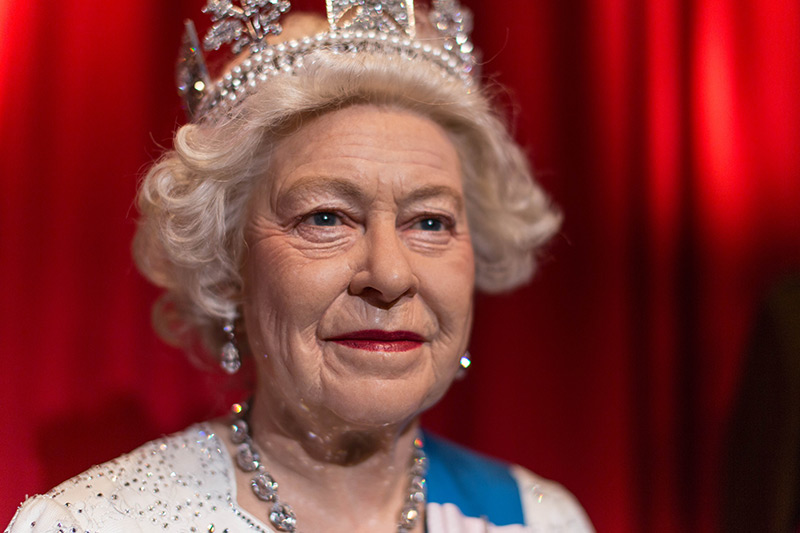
[{"x1": 228, "y1": 403, "x2": 428, "y2": 533}]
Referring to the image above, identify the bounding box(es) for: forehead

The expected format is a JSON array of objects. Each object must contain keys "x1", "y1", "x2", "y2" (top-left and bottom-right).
[{"x1": 265, "y1": 105, "x2": 463, "y2": 199}]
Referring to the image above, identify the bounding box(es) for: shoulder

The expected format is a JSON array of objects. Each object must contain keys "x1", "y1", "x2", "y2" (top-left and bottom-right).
[
  {"x1": 4, "y1": 425, "x2": 242, "y2": 533},
  {"x1": 510, "y1": 464, "x2": 594, "y2": 532},
  {"x1": 423, "y1": 431, "x2": 593, "y2": 532}
]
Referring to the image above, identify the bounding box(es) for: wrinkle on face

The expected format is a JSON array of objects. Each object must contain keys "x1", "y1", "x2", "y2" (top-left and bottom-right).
[{"x1": 242, "y1": 105, "x2": 475, "y2": 440}]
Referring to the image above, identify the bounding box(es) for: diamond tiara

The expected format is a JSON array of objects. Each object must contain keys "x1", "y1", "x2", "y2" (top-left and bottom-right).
[{"x1": 177, "y1": 0, "x2": 477, "y2": 122}]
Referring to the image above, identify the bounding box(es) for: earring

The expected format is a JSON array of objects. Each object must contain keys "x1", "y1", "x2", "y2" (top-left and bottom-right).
[
  {"x1": 220, "y1": 319, "x2": 241, "y2": 374},
  {"x1": 455, "y1": 351, "x2": 471, "y2": 380}
]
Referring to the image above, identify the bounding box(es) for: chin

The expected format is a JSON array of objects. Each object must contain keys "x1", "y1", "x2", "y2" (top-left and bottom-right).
[{"x1": 321, "y1": 376, "x2": 452, "y2": 429}]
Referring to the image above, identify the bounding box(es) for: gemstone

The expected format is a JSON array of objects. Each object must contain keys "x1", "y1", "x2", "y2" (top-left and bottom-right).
[
  {"x1": 530, "y1": 484, "x2": 545, "y2": 503},
  {"x1": 220, "y1": 342, "x2": 241, "y2": 374},
  {"x1": 410, "y1": 488, "x2": 425, "y2": 503},
  {"x1": 251, "y1": 473, "x2": 278, "y2": 501},
  {"x1": 236, "y1": 444, "x2": 259, "y2": 472},
  {"x1": 411, "y1": 454, "x2": 428, "y2": 476},
  {"x1": 398, "y1": 502, "x2": 419, "y2": 529},
  {"x1": 410, "y1": 476, "x2": 426, "y2": 496},
  {"x1": 269, "y1": 502, "x2": 297, "y2": 532}
]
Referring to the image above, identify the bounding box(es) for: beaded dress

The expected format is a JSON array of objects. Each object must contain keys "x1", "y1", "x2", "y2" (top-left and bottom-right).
[{"x1": 5, "y1": 426, "x2": 594, "y2": 533}]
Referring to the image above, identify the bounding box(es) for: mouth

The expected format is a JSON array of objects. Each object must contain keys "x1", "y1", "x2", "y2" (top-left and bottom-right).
[{"x1": 328, "y1": 330, "x2": 425, "y2": 352}]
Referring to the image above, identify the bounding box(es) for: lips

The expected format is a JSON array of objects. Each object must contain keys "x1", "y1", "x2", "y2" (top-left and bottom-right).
[{"x1": 328, "y1": 330, "x2": 425, "y2": 352}]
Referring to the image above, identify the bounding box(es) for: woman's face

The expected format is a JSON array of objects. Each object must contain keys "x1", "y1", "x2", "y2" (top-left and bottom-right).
[{"x1": 242, "y1": 105, "x2": 474, "y2": 431}]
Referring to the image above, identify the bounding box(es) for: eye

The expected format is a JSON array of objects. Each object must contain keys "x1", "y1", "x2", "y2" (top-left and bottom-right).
[
  {"x1": 306, "y1": 212, "x2": 342, "y2": 227},
  {"x1": 413, "y1": 217, "x2": 447, "y2": 231}
]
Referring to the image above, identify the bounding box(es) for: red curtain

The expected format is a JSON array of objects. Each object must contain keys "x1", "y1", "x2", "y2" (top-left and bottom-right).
[{"x1": 2, "y1": 1, "x2": 799, "y2": 531}]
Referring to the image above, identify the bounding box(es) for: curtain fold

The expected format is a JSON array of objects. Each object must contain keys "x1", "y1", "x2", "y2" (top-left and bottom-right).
[{"x1": 2, "y1": 1, "x2": 799, "y2": 531}]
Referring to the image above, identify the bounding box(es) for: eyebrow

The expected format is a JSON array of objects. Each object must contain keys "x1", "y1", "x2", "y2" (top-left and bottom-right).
[
  {"x1": 280, "y1": 176, "x2": 464, "y2": 212},
  {"x1": 281, "y1": 176, "x2": 367, "y2": 204},
  {"x1": 401, "y1": 184, "x2": 464, "y2": 212}
]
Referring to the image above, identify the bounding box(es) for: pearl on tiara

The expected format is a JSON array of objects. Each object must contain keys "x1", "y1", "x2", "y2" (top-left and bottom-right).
[{"x1": 177, "y1": 0, "x2": 477, "y2": 122}]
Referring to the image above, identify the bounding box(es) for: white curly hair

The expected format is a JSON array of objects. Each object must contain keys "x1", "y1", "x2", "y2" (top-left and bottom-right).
[{"x1": 133, "y1": 45, "x2": 561, "y2": 359}]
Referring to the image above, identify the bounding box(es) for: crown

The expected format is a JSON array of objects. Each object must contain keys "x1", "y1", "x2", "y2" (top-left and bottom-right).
[{"x1": 177, "y1": 0, "x2": 476, "y2": 121}]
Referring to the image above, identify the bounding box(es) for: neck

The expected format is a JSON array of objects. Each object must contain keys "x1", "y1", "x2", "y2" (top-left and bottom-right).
[
  {"x1": 218, "y1": 396, "x2": 424, "y2": 533},
  {"x1": 250, "y1": 391, "x2": 418, "y2": 466}
]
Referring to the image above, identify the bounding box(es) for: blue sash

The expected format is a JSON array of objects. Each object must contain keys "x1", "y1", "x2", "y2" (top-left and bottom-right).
[{"x1": 423, "y1": 430, "x2": 526, "y2": 526}]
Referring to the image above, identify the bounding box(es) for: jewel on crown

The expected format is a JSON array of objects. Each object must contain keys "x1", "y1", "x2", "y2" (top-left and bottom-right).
[
  {"x1": 177, "y1": 0, "x2": 477, "y2": 121},
  {"x1": 204, "y1": 0, "x2": 292, "y2": 54},
  {"x1": 326, "y1": 0, "x2": 415, "y2": 35}
]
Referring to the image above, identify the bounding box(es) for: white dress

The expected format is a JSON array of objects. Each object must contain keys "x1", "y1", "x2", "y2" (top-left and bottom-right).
[{"x1": 4, "y1": 425, "x2": 594, "y2": 533}]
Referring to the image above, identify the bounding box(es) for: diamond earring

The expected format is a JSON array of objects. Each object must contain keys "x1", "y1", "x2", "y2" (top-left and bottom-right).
[
  {"x1": 220, "y1": 319, "x2": 241, "y2": 374},
  {"x1": 456, "y1": 351, "x2": 471, "y2": 380}
]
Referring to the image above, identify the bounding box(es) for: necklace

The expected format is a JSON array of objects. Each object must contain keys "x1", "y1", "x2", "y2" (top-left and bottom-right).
[{"x1": 228, "y1": 403, "x2": 428, "y2": 533}]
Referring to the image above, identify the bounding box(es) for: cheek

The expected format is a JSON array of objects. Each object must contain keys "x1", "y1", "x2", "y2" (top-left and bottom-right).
[
  {"x1": 420, "y1": 247, "x2": 475, "y2": 338},
  {"x1": 245, "y1": 240, "x2": 354, "y2": 338}
]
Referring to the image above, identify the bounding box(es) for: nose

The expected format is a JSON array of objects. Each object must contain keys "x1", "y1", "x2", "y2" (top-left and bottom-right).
[{"x1": 349, "y1": 222, "x2": 418, "y2": 306}]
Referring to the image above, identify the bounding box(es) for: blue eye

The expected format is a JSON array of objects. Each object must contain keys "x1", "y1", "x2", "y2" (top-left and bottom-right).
[
  {"x1": 310, "y1": 212, "x2": 340, "y2": 226},
  {"x1": 417, "y1": 218, "x2": 444, "y2": 231}
]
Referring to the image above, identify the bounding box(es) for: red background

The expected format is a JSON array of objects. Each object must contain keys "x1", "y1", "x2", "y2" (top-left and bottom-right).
[{"x1": 2, "y1": 1, "x2": 800, "y2": 531}]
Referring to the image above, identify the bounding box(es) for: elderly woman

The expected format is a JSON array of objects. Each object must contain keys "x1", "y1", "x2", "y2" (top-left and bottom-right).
[{"x1": 6, "y1": 1, "x2": 592, "y2": 532}]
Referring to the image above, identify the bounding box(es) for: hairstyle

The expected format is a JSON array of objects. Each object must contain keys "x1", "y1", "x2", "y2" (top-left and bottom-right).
[{"x1": 133, "y1": 48, "x2": 562, "y2": 357}]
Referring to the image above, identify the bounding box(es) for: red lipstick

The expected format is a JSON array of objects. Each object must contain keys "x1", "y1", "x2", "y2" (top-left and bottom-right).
[{"x1": 329, "y1": 330, "x2": 425, "y2": 352}]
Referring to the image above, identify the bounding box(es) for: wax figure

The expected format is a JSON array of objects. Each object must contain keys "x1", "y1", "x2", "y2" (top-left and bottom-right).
[{"x1": 6, "y1": 1, "x2": 593, "y2": 531}]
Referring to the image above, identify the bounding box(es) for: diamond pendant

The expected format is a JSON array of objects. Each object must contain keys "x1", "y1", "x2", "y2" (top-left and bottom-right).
[{"x1": 221, "y1": 341, "x2": 241, "y2": 374}]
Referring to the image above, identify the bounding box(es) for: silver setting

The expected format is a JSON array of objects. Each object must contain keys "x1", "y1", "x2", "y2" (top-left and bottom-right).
[
  {"x1": 203, "y1": 0, "x2": 291, "y2": 53},
  {"x1": 236, "y1": 443, "x2": 260, "y2": 471},
  {"x1": 269, "y1": 502, "x2": 297, "y2": 531},
  {"x1": 177, "y1": 20, "x2": 213, "y2": 119},
  {"x1": 251, "y1": 472, "x2": 279, "y2": 501},
  {"x1": 430, "y1": 0, "x2": 473, "y2": 54},
  {"x1": 231, "y1": 419, "x2": 249, "y2": 444},
  {"x1": 326, "y1": 0, "x2": 415, "y2": 37},
  {"x1": 177, "y1": 0, "x2": 476, "y2": 121}
]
